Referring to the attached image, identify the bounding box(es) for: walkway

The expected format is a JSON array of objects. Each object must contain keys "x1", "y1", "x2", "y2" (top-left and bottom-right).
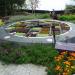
[
  {"x1": 55, "y1": 42, "x2": 75, "y2": 51},
  {"x1": 0, "y1": 62, "x2": 47, "y2": 75}
]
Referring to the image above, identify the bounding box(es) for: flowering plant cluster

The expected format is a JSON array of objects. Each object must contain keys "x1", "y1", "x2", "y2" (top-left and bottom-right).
[{"x1": 47, "y1": 51, "x2": 75, "y2": 75}]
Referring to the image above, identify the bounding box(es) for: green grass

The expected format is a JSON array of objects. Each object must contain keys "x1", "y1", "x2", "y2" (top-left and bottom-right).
[
  {"x1": 0, "y1": 42, "x2": 58, "y2": 66},
  {"x1": 9, "y1": 13, "x2": 50, "y2": 23}
]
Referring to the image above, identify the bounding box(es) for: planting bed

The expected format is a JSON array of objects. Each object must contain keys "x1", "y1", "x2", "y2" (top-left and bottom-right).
[{"x1": 5, "y1": 20, "x2": 70, "y2": 37}]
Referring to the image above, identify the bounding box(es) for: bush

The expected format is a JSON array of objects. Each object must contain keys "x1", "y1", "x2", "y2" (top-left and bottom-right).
[{"x1": 58, "y1": 14, "x2": 75, "y2": 21}]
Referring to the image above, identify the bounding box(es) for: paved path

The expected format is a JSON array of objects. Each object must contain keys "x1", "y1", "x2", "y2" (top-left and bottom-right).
[
  {"x1": 0, "y1": 62, "x2": 47, "y2": 75},
  {"x1": 55, "y1": 42, "x2": 75, "y2": 51}
]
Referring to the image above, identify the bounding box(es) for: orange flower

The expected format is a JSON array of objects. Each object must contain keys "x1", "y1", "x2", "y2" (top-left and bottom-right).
[
  {"x1": 69, "y1": 52, "x2": 75, "y2": 57},
  {"x1": 55, "y1": 55, "x2": 63, "y2": 61},
  {"x1": 67, "y1": 56, "x2": 75, "y2": 61},
  {"x1": 55, "y1": 57, "x2": 61, "y2": 61},
  {"x1": 64, "y1": 61, "x2": 71, "y2": 66},
  {"x1": 55, "y1": 65, "x2": 62, "y2": 71},
  {"x1": 60, "y1": 51, "x2": 67, "y2": 55}
]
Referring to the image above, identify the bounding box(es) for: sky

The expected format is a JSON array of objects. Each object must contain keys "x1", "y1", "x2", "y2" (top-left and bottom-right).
[{"x1": 37, "y1": 0, "x2": 71, "y2": 10}]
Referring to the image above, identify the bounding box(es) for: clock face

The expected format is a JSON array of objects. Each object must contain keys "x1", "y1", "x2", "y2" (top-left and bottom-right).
[{"x1": 6, "y1": 20, "x2": 70, "y2": 37}]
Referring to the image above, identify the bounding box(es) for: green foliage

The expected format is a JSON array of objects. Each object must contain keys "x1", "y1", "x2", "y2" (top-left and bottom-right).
[
  {"x1": 0, "y1": 0, "x2": 26, "y2": 16},
  {"x1": 58, "y1": 14, "x2": 75, "y2": 21},
  {"x1": 47, "y1": 61, "x2": 58, "y2": 75},
  {"x1": 66, "y1": 5, "x2": 75, "y2": 10},
  {"x1": 9, "y1": 13, "x2": 50, "y2": 22},
  {"x1": 36, "y1": 13, "x2": 50, "y2": 19},
  {"x1": 0, "y1": 42, "x2": 58, "y2": 66}
]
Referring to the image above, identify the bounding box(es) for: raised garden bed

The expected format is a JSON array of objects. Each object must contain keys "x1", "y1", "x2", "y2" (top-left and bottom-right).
[{"x1": 5, "y1": 20, "x2": 70, "y2": 37}]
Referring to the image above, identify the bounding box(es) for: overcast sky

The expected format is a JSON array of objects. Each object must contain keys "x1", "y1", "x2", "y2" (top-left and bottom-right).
[{"x1": 37, "y1": 0, "x2": 71, "y2": 10}]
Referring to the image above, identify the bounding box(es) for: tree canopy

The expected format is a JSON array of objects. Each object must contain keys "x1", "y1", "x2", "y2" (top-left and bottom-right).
[
  {"x1": 27, "y1": 0, "x2": 39, "y2": 14},
  {"x1": 0, "y1": 0, "x2": 26, "y2": 16},
  {"x1": 65, "y1": 0, "x2": 75, "y2": 14},
  {"x1": 66, "y1": 5, "x2": 75, "y2": 10}
]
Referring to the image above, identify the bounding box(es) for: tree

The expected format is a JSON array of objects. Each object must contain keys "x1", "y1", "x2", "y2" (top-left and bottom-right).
[
  {"x1": 28, "y1": 0, "x2": 39, "y2": 14},
  {"x1": 66, "y1": 5, "x2": 75, "y2": 10},
  {"x1": 0, "y1": 0, "x2": 26, "y2": 16},
  {"x1": 65, "y1": 0, "x2": 75, "y2": 14},
  {"x1": 65, "y1": 5, "x2": 75, "y2": 14}
]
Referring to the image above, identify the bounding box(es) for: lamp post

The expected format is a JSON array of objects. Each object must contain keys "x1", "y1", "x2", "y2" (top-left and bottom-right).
[{"x1": 51, "y1": 22, "x2": 56, "y2": 47}]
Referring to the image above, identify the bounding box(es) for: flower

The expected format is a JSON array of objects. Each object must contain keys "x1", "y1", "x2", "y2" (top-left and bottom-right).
[
  {"x1": 60, "y1": 51, "x2": 68, "y2": 55},
  {"x1": 69, "y1": 52, "x2": 75, "y2": 57},
  {"x1": 64, "y1": 68, "x2": 70, "y2": 72},
  {"x1": 64, "y1": 61, "x2": 71, "y2": 66},
  {"x1": 67, "y1": 56, "x2": 75, "y2": 61},
  {"x1": 55, "y1": 55, "x2": 63, "y2": 61},
  {"x1": 55, "y1": 65, "x2": 62, "y2": 71},
  {"x1": 49, "y1": 50, "x2": 75, "y2": 75}
]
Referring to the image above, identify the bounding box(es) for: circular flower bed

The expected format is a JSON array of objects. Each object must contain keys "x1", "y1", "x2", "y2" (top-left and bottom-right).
[{"x1": 6, "y1": 20, "x2": 70, "y2": 37}]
